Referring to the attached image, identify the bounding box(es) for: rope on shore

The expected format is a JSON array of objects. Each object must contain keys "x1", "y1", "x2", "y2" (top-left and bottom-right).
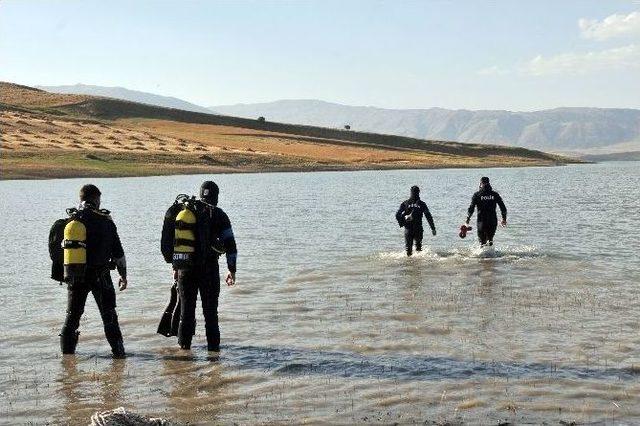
[{"x1": 90, "y1": 407, "x2": 173, "y2": 426}]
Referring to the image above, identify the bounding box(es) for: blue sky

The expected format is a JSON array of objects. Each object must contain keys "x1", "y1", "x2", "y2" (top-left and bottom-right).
[{"x1": 1, "y1": 0, "x2": 639, "y2": 110}]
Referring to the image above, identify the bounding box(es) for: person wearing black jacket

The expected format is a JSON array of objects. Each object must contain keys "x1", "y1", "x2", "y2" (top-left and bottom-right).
[
  {"x1": 396, "y1": 185, "x2": 436, "y2": 256},
  {"x1": 466, "y1": 176, "x2": 507, "y2": 246},
  {"x1": 59, "y1": 184, "x2": 127, "y2": 358},
  {"x1": 160, "y1": 181, "x2": 237, "y2": 352}
]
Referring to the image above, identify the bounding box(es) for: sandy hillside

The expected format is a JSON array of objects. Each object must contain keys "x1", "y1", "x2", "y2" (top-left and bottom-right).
[{"x1": 0, "y1": 82, "x2": 577, "y2": 180}]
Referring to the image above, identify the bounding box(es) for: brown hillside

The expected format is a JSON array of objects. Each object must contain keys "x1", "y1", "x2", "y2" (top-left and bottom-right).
[{"x1": 0, "y1": 82, "x2": 579, "y2": 180}]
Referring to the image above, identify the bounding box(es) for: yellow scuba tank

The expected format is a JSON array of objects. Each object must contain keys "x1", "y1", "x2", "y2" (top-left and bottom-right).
[
  {"x1": 62, "y1": 216, "x2": 87, "y2": 284},
  {"x1": 173, "y1": 199, "x2": 197, "y2": 269}
]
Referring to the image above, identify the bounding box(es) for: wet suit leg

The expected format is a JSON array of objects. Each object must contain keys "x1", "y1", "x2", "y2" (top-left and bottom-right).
[
  {"x1": 414, "y1": 227, "x2": 424, "y2": 252},
  {"x1": 486, "y1": 223, "x2": 497, "y2": 246},
  {"x1": 199, "y1": 264, "x2": 221, "y2": 351},
  {"x1": 177, "y1": 269, "x2": 198, "y2": 349},
  {"x1": 60, "y1": 284, "x2": 90, "y2": 354},
  {"x1": 404, "y1": 228, "x2": 414, "y2": 256},
  {"x1": 91, "y1": 269, "x2": 124, "y2": 357},
  {"x1": 477, "y1": 221, "x2": 497, "y2": 246},
  {"x1": 477, "y1": 222, "x2": 487, "y2": 246}
]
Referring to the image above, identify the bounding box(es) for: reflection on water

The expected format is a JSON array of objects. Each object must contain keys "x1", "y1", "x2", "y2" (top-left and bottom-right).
[
  {"x1": 57, "y1": 357, "x2": 126, "y2": 425},
  {"x1": 1, "y1": 162, "x2": 640, "y2": 424}
]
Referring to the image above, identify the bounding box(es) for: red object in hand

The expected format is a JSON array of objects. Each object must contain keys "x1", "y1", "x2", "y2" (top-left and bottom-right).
[{"x1": 459, "y1": 224, "x2": 472, "y2": 239}]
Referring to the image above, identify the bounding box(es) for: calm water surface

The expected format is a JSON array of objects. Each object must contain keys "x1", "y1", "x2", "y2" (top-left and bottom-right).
[{"x1": 1, "y1": 162, "x2": 640, "y2": 424}]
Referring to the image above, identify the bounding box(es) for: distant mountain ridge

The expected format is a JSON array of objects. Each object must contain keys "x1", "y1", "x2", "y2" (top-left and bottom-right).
[
  {"x1": 36, "y1": 84, "x2": 640, "y2": 153},
  {"x1": 38, "y1": 84, "x2": 212, "y2": 114},
  {"x1": 209, "y1": 100, "x2": 640, "y2": 153}
]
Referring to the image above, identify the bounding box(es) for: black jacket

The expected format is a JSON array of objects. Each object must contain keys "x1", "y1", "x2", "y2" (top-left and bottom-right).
[
  {"x1": 81, "y1": 206, "x2": 125, "y2": 272},
  {"x1": 396, "y1": 198, "x2": 435, "y2": 232},
  {"x1": 467, "y1": 186, "x2": 507, "y2": 224}
]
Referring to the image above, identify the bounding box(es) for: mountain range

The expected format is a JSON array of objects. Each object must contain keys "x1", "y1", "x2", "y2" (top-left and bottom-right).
[
  {"x1": 38, "y1": 84, "x2": 212, "y2": 114},
  {"x1": 210, "y1": 101, "x2": 640, "y2": 154},
  {"x1": 38, "y1": 84, "x2": 640, "y2": 154}
]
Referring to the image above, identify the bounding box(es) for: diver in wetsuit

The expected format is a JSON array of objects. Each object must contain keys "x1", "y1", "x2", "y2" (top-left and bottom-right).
[
  {"x1": 396, "y1": 185, "x2": 436, "y2": 256},
  {"x1": 161, "y1": 181, "x2": 237, "y2": 352},
  {"x1": 59, "y1": 184, "x2": 127, "y2": 358},
  {"x1": 466, "y1": 177, "x2": 507, "y2": 247}
]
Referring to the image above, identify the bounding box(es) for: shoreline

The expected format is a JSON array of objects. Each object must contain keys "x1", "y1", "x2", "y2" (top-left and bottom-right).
[{"x1": 0, "y1": 153, "x2": 579, "y2": 181}]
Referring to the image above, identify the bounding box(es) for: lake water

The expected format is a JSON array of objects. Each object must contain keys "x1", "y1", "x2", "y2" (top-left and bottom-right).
[{"x1": 1, "y1": 162, "x2": 639, "y2": 424}]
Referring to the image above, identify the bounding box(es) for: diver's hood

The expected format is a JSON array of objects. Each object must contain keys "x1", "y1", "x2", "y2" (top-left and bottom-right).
[{"x1": 200, "y1": 181, "x2": 219, "y2": 206}]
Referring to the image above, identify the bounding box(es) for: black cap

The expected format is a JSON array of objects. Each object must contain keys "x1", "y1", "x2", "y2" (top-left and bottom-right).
[
  {"x1": 200, "y1": 181, "x2": 219, "y2": 205},
  {"x1": 480, "y1": 177, "x2": 490, "y2": 184},
  {"x1": 410, "y1": 185, "x2": 420, "y2": 194}
]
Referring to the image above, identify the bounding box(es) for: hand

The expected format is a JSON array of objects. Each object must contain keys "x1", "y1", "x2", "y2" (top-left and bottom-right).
[
  {"x1": 501, "y1": 220, "x2": 507, "y2": 227},
  {"x1": 118, "y1": 277, "x2": 128, "y2": 291},
  {"x1": 173, "y1": 269, "x2": 178, "y2": 281},
  {"x1": 465, "y1": 218, "x2": 470, "y2": 225},
  {"x1": 432, "y1": 229, "x2": 437, "y2": 236},
  {"x1": 225, "y1": 272, "x2": 236, "y2": 287}
]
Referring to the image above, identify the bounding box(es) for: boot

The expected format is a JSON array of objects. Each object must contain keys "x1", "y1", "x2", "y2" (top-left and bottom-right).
[
  {"x1": 206, "y1": 328, "x2": 220, "y2": 352},
  {"x1": 110, "y1": 338, "x2": 126, "y2": 359},
  {"x1": 60, "y1": 330, "x2": 79, "y2": 355},
  {"x1": 179, "y1": 338, "x2": 192, "y2": 350}
]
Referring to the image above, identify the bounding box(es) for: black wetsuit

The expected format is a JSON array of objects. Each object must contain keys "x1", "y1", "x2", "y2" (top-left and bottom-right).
[
  {"x1": 60, "y1": 204, "x2": 126, "y2": 356},
  {"x1": 466, "y1": 185, "x2": 507, "y2": 246},
  {"x1": 396, "y1": 198, "x2": 436, "y2": 256},
  {"x1": 161, "y1": 201, "x2": 237, "y2": 351}
]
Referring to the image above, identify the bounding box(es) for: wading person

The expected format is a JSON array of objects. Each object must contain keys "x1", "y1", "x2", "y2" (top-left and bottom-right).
[
  {"x1": 160, "y1": 181, "x2": 237, "y2": 352},
  {"x1": 50, "y1": 184, "x2": 127, "y2": 358},
  {"x1": 465, "y1": 176, "x2": 507, "y2": 247},
  {"x1": 395, "y1": 185, "x2": 436, "y2": 256}
]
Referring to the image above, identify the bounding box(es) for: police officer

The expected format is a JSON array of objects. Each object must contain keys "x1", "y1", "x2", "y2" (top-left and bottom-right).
[
  {"x1": 396, "y1": 185, "x2": 436, "y2": 256},
  {"x1": 161, "y1": 181, "x2": 237, "y2": 352},
  {"x1": 60, "y1": 184, "x2": 127, "y2": 358},
  {"x1": 466, "y1": 176, "x2": 507, "y2": 247}
]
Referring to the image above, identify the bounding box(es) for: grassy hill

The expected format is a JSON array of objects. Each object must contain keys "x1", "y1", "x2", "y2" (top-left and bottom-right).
[{"x1": 0, "y1": 82, "x2": 578, "y2": 180}]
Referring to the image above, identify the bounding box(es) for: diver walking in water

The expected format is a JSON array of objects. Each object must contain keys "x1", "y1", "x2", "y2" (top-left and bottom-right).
[
  {"x1": 396, "y1": 185, "x2": 436, "y2": 256},
  {"x1": 160, "y1": 181, "x2": 237, "y2": 352},
  {"x1": 49, "y1": 184, "x2": 128, "y2": 358},
  {"x1": 466, "y1": 177, "x2": 507, "y2": 247}
]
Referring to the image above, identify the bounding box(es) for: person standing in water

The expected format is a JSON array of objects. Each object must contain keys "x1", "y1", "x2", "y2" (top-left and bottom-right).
[
  {"x1": 161, "y1": 181, "x2": 237, "y2": 352},
  {"x1": 56, "y1": 184, "x2": 128, "y2": 358},
  {"x1": 466, "y1": 176, "x2": 507, "y2": 247},
  {"x1": 396, "y1": 185, "x2": 436, "y2": 256}
]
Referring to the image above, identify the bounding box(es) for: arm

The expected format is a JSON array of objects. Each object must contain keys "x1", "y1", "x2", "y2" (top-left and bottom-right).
[
  {"x1": 395, "y1": 203, "x2": 406, "y2": 227},
  {"x1": 110, "y1": 221, "x2": 128, "y2": 290},
  {"x1": 466, "y1": 194, "x2": 477, "y2": 224},
  {"x1": 422, "y1": 202, "x2": 436, "y2": 235},
  {"x1": 497, "y1": 193, "x2": 507, "y2": 224},
  {"x1": 217, "y1": 210, "x2": 237, "y2": 285}
]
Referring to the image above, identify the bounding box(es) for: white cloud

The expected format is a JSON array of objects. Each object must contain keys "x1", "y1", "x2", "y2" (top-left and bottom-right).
[
  {"x1": 523, "y1": 44, "x2": 640, "y2": 76},
  {"x1": 477, "y1": 65, "x2": 511, "y2": 76},
  {"x1": 579, "y1": 11, "x2": 640, "y2": 41}
]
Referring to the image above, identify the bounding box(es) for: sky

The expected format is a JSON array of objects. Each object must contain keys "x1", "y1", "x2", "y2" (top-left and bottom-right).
[{"x1": 1, "y1": 0, "x2": 639, "y2": 111}]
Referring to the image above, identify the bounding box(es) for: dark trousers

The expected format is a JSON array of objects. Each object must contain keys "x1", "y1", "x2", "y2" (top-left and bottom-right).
[
  {"x1": 176, "y1": 264, "x2": 221, "y2": 350},
  {"x1": 477, "y1": 221, "x2": 497, "y2": 245},
  {"x1": 404, "y1": 227, "x2": 424, "y2": 256},
  {"x1": 60, "y1": 268, "x2": 123, "y2": 353}
]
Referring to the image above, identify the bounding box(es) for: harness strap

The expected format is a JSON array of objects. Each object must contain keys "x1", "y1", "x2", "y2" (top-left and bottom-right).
[
  {"x1": 175, "y1": 220, "x2": 196, "y2": 230},
  {"x1": 174, "y1": 238, "x2": 195, "y2": 247},
  {"x1": 62, "y1": 240, "x2": 86, "y2": 249}
]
